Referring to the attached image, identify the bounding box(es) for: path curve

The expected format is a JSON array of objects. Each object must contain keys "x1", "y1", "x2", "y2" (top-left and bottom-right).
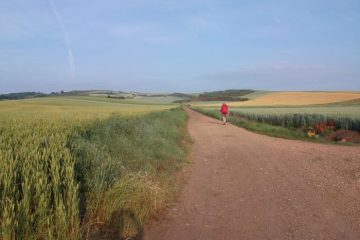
[{"x1": 145, "y1": 108, "x2": 360, "y2": 240}]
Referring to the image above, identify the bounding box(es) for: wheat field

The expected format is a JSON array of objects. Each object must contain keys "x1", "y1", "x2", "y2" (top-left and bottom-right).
[{"x1": 0, "y1": 97, "x2": 184, "y2": 239}]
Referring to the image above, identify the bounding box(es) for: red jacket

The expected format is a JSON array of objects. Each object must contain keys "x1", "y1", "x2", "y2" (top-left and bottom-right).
[{"x1": 220, "y1": 104, "x2": 229, "y2": 114}]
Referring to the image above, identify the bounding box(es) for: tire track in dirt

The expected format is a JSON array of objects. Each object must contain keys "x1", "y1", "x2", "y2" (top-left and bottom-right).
[{"x1": 144, "y1": 108, "x2": 360, "y2": 240}]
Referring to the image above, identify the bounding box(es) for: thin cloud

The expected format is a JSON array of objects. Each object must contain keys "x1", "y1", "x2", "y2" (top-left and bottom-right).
[{"x1": 47, "y1": 0, "x2": 76, "y2": 79}]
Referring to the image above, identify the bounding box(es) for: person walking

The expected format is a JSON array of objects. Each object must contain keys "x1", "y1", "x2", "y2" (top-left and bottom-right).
[{"x1": 220, "y1": 102, "x2": 229, "y2": 125}]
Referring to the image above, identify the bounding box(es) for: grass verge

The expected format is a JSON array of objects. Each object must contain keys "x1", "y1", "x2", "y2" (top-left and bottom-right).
[{"x1": 71, "y1": 108, "x2": 190, "y2": 239}]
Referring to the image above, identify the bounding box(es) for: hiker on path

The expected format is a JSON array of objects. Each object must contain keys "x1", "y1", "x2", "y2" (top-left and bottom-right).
[{"x1": 220, "y1": 102, "x2": 229, "y2": 125}]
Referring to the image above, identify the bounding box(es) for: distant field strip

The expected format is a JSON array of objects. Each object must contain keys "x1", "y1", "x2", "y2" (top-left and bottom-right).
[
  {"x1": 194, "y1": 92, "x2": 360, "y2": 107},
  {"x1": 0, "y1": 96, "x2": 174, "y2": 115}
]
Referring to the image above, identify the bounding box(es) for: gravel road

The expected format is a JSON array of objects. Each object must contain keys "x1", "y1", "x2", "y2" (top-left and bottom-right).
[{"x1": 144, "y1": 108, "x2": 360, "y2": 240}]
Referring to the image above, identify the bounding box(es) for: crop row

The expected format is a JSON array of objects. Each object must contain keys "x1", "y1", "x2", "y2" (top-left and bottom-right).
[
  {"x1": 0, "y1": 115, "x2": 81, "y2": 239},
  {"x1": 230, "y1": 111, "x2": 360, "y2": 132}
]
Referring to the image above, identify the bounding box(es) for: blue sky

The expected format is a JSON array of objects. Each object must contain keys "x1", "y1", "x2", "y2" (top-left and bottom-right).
[{"x1": 1, "y1": 0, "x2": 359, "y2": 93}]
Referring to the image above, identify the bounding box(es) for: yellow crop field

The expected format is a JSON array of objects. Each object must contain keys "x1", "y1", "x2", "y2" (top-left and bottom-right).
[
  {"x1": 0, "y1": 115, "x2": 81, "y2": 239},
  {"x1": 194, "y1": 91, "x2": 360, "y2": 107},
  {"x1": 0, "y1": 96, "x2": 174, "y2": 116}
]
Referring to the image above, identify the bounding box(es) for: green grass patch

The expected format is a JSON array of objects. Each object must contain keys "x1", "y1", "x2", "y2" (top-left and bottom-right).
[{"x1": 72, "y1": 108, "x2": 190, "y2": 239}]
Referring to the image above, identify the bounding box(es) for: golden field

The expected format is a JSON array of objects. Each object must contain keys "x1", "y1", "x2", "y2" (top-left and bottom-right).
[{"x1": 194, "y1": 91, "x2": 360, "y2": 107}]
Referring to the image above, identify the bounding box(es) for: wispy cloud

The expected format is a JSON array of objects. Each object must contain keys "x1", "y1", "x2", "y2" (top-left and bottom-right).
[
  {"x1": 47, "y1": 0, "x2": 76, "y2": 79},
  {"x1": 1, "y1": 0, "x2": 359, "y2": 93}
]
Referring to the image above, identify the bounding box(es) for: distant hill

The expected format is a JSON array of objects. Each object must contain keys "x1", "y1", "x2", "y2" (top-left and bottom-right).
[
  {"x1": 168, "y1": 92, "x2": 194, "y2": 98},
  {"x1": 51, "y1": 90, "x2": 124, "y2": 96},
  {"x1": 175, "y1": 89, "x2": 254, "y2": 103},
  {"x1": 0, "y1": 92, "x2": 47, "y2": 100},
  {"x1": 0, "y1": 90, "x2": 126, "y2": 100},
  {"x1": 199, "y1": 89, "x2": 254, "y2": 98},
  {"x1": 3, "y1": 90, "x2": 359, "y2": 106}
]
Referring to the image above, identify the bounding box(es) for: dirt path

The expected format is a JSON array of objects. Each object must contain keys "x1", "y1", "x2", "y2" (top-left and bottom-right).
[{"x1": 144, "y1": 108, "x2": 360, "y2": 240}]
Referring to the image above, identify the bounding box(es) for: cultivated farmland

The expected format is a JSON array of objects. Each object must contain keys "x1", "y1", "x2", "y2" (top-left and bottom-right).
[
  {"x1": 0, "y1": 97, "x2": 188, "y2": 239},
  {"x1": 241, "y1": 91, "x2": 360, "y2": 106},
  {"x1": 0, "y1": 96, "x2": 174, "y2": 115},
  {"x1": 193, "y1": 91, "x2": 360, "y2": 107}
]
